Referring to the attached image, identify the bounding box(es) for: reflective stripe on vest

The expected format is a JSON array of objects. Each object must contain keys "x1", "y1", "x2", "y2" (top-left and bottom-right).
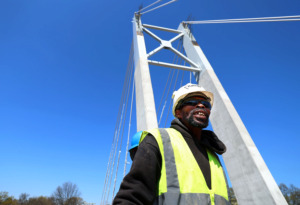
[{"x1": 141, "y1": 128, "x2": 229, "y2": 205}]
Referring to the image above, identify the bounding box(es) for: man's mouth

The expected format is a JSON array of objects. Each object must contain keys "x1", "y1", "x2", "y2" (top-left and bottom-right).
[
  {"x1": 192, "y1": 109, "x2": 208, "y2": 117},
  {"x1": 188, "y1": 108, "x2": 209, "y2": 128},
  {"x1": 194, "y1": 111, "x2": 206, "y2": 116}
]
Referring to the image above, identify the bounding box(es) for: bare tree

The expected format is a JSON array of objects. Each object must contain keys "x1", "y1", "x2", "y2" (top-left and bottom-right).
[
  {"x1": 52, "y1": 182, "x2": 81, "y2": 205},
  {"x1": 18, "y1": 193, "x2": 29, "y2": 205}
]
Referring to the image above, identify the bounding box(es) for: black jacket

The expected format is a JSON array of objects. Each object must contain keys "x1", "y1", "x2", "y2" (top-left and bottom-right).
[{"x1": 113, "y1": 119, "x2": 227, "y2": 205}]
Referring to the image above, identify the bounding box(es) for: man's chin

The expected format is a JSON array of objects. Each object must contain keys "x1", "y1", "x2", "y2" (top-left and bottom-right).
[{"x1": 189, "y1": 119, "x2": 208, "y2": 128}]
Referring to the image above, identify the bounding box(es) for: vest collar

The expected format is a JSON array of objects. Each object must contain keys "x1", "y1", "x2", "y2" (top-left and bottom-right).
[{"x1": 170, "y1": 119, "x2": 227, "y2": 154}]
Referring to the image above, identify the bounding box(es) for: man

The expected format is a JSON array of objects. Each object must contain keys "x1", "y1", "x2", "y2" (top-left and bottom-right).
[{"x1": 113, "y1": 83, "x2": 229, "y2": 205}]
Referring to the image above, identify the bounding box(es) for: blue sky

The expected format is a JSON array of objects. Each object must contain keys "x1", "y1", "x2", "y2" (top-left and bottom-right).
[{"x1": 1, "y1": 0, "x2": 299, "y2": 204}]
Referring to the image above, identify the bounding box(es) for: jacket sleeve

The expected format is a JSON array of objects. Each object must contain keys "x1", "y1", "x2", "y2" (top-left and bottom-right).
[{"x1": 113, "y1": 134, "x2": 162, "y2": 205}]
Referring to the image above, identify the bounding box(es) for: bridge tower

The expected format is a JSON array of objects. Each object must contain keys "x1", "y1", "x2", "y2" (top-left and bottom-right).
[{"x1": 132, "y1": 13, "x2": 287, "y2": 205}]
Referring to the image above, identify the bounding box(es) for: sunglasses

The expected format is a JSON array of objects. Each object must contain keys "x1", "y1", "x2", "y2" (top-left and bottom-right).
[{"x1": 179, "y1": 99, "x2": 212, "y2": 109}]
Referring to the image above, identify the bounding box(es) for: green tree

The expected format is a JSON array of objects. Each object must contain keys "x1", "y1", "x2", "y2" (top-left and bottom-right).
[
  {"x1": 228, "y1": 187, "x2": 238, "y2": 205},
  {"x1": 65, "y1": 197, "x2": 83, "y2": 205},
  {"x1": 288, "y1": 184, "x2": 300, "y2": 205},
  {"x1": 279, "y1": 183, "x2": 290, "y2": 203},
  {"x1": 28, "y1": 196, "x2": 53, "y2": 205},
  {"x1": 0, "y1": 192, "x2": 18, "y2": 205},
  {"x1": 0, "y1": 192, "x2": 9, "y2": 204},
  {"x1": 279, "y1": 183, "x2": 300, "y2": 205}
]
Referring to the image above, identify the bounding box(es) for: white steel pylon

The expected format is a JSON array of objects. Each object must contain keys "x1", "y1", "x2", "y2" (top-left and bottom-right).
[{"x1": 132, "y1": 14, "x2": 287, "y2": 205}]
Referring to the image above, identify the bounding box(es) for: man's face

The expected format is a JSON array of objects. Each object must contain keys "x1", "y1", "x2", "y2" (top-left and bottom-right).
[{"x1": 175, "y1": 96, "x2": 211, "y2": 129}]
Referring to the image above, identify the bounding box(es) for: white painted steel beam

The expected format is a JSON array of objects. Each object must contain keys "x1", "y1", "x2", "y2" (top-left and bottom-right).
[
  {"x1": 168, "y1": 46, "x2": 199, "y2": 68},
  {"x1": 141, "y1": 23, "x2": 199, "y2": 71},
  {"x1": 147, "y1": 45, "x2": 164, "y2": 58},
  {"x1": 132, "y1": 14, "x2": 158, "y2": 131},
  {"x1": 148, "y1": 60, "x2": 201, "y2": 72},
  {"x1": 143, "y1": 27, "x2": 163, "y2": 43},
  {"x1": 169, "y1": 32, "x2": 184, "y2": 43},
  {"x1": 178, "y1": 23, "x2": 287, "y2": 205},
  {"x1": 143, "y1": 24, "x2": 182, "y2": 33}
]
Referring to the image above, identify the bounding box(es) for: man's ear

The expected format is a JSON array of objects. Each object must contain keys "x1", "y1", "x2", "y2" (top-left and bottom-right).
[{"x1": 175, "y1": 109, "x2": 182, "y2": 119}]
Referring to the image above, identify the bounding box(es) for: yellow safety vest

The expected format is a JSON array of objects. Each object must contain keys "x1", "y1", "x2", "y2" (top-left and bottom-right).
[{"x1": 141, "y1": 128, "x2": 229, "y2": 205}]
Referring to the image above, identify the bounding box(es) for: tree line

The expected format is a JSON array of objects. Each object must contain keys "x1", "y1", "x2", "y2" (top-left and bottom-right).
[
  {"x1": 1, "y1": 182, "x2": 299, "y2": 205},
  {"x1": 0, "y1": 182, "x2": 86, "y2": 205},
  {"x1": 228, "y1": 183, "x2": 300, "y2": 205}
]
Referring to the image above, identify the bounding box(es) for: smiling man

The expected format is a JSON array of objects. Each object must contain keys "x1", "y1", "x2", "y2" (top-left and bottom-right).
[{"x1": 113, "y1": 83, "x2": 229, "y2": 205}]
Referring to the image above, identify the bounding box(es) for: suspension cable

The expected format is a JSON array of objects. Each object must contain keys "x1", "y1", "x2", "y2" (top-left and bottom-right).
[
  {"x1": 141, "y1": 0, "x2": 178, "y2": 15},
  {"x1": 101, "y1": 42, "x2": 134, "y2": 205},
  {"x1": 183, "y1": 15, "x2": 300, "y2": 24},
  {"x1": 159, "y1": 68, "x2": 175, "y2": 126},
  {"x1": 101, "y1": 80, "x2": 128, "y2": 205},
  {"x1": 112, "y1": 45, "x2": 135, "y2": 200},
  {"x1": 105, "y1": 45, "x2": 133, "y2": 204},
  {"x1": 158, "y1": 38, "x2": 182, "y2": 125},
  {"x1": 157, "y1": 69, "x2": 172, "y2": 121},
  {"x1": 123, "y1": 76, "x2": 135, "y2": 177},
  {"x1": 180, "y1": 48, "x2": 186, "y2": 86},
  {"x1": 137, "y1": 0, "x2": 162, "y2": 13},
  {"x1": 177, "y1": 39, "x2": 187, "y2": 87},
  {"x1": 101, "y1": 130, "x2": 117, "y2": 205},
  {"x1": 164, "y1": 68, "x2": 180, "y2": 127},
  {"x1": 106, "y1": 103, "x2": 125, "y2": 204},
  {"x1": 158, "y1": 39, "x2": 182, "y2": 126},
  {"x1": 101, "y1": 88, "x2": 125, "y2": 205},
  {"x1": 163, "y1": 39, "x2": 187, "y2": 126}
]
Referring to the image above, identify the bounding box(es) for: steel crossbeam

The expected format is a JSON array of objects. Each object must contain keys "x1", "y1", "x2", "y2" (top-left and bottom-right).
[{"x1": 141, "y1": 23, "x2": 199, "y2": 70}]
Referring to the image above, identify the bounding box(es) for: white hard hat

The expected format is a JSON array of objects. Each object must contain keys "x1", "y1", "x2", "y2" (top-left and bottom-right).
[{"x1": 172, "y1": 83, "x2": 214, "y2": 116}]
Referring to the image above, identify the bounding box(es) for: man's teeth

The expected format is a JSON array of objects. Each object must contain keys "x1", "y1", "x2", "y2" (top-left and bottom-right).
[{"x1": 195, "y1": 112, "x2": 205, "y2": 116}]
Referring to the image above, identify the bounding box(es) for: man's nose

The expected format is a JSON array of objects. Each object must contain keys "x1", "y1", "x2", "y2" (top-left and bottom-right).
[{"x1": 196, "y1": 102, "x2": 205, "y2": 108}]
